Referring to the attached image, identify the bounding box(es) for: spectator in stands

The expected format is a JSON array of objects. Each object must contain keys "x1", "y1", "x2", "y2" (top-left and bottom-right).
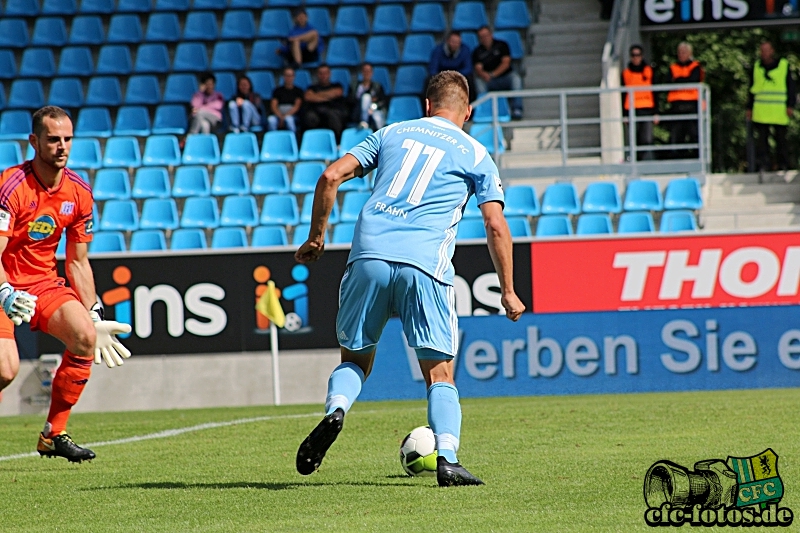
[
  {"x1": 747, "y1": 40, "x2": 796, "y2": 172},
  {"x1": 189, "y1": 72, "x2": 225, "y2": 134},
  {"x1": 303, "y1": 64, "x2": 348, "y2": 142},
  {"x1": 621, "y1": 45, "x2": 658, "y2": 161},
  {"x1": 228, "y1": 75, "x2": 264, "y2": 133},
  {"x1": 268, "y1": 67, "x2": 305, "y2": 134},
  {"x1": 429, "y1": 31, "x2": 474, "y2": 99},
  {"x1": 350, "y1": 63, "x2": 388, "y2": 131},
  {"x1": 472, "y1": 26, "x2": 523, "y2": 120},
  {"x1": 666, "y1": 42, "x2": 704, "y2": 158},
  {"x1": 278, "y1": 8, "x2": 322, "y2": 69}
]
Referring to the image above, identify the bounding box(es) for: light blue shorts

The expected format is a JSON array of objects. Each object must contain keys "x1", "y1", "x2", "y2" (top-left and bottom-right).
[{"x1": 336, "y1": 259, "x2": 458, "y2": 358}]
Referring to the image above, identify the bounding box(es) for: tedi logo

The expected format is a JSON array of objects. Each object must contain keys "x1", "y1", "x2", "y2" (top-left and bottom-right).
[
  {"x1": 102, "y1": 265, "x2": 227, "y2": 338},
  {"x1": 28, "y1": 214, "x2": 56, "y2": 241},
  {"x1": 644, "y1": 0, "x2": 748, "y2": 23}
]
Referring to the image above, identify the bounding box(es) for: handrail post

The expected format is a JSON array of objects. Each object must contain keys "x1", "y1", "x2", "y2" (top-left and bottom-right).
[
  {"x1": 492, "y1": 95, "x2": 499, "y2": 160},
  {"x1": 627, "y1": 87, "x2": 638, "y2": 177},
  {"x1": 559, "y1": 91, "x2": 568, "y2": 166}
]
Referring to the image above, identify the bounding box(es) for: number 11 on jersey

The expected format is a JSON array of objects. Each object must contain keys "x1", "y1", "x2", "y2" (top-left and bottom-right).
[{"x1": 386, "y1": 139, "x2": 446, "y2": 206}]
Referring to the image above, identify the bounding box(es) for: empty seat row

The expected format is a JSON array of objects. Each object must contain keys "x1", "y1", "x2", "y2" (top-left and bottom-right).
[{"x1": 529, "y1": 211, "x2": 699, "y2": 237}]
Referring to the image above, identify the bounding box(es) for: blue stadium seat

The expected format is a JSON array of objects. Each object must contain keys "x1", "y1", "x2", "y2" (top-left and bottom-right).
[
  {"x1": 340, "y1": 174, "x2": 370, "y2": 192},
  {"x1": 152, "y1": 105, "x2": 188, "y2": 135},
  {"x1": 576, "y1": 213, "x2": 612, "y2": 235},
  {"x1": 86, "y1": 77, "x2": 122, "y2": 107},
  {"x1": 80, "y1": 0, "x2": 115, "y2": 14},
  {"x1": 140, "y1": 198, "x2": 180, "y2": 230},
  {"x1": 507, "y1": 217, "x2": 532, "y2": 237},
  {"x1": 125, "y1": 75, "x2": 161, "y2": 105},
  {"x1": 331, "y1": 222, "x2": 356, "y2": 244},
  {"x1": 541, "y1": 183, "x2": 581, "y2": 216},
  {"x1": 495, "y1": 1, "x2": 531, "y2": 30},
  {"x1": 173, "y1": 43, "x2": 209, "y2": 72},
  {"x1": 260, "y1": 194, "x2": 299, "y2": 225},
  {"x1": 291, "y1": 224, "x2": 313, "y2": 245},
  {"x1": 76, "y1": 107, "x2": 113, "y2": 138},
  {"x1": 252, "y1": 225, "x2": 288, "y2": 247},
  {"x1": 181, "y1": 197, "x2": 220, "y2": 228},
  {"x1": 248, "y1": 71, "x2": 275, "y2": 99},
  {"x1": 194, "y1": 0, "x2": 227, "y2": 8},
  {"x1": 259, "y1": 9, "x2": 293, "y2": 38},
  {"x1": 25, "y1": 144, "x2": 34, "y2": 160},
  {"x1": 340, "y1": 191, "x2": 370, "y2": 222},
  {"x1": 410, "y1": 4, "x2": 446, "y2": 33},
  {"x1": 220, "y1": 195, "x2": 259, "y2": 227},
  {"x1": 334, "y1": 6, "x2": 369, "y2": 36},
  {"x1": 261, "y1": 131, "x2": 298, "y2": 162},
  {"x1": 0, "y1": 141, "x2": 22, "y2": 168},
  {"x1": 402, "y1": 34, "x2": 435, "y2": 64},
  {"x1": 393, "y1": 65, "x2": 427, "y2": 96},
  {"x1": 471, "y1": 97, "x2": 511, "y2": 123},
  {"x1": 118, "y1": 0, "x2": 153, "y2": 12},
  {"x1": 221, "y1": 10, "x2": 256, "y2": 40},
  {"x1": 387, "y1": 96, "x2": 423, "y2": 124},
  {"x1": 623, "y1": 180, "x2": 663, "y2": 211},
  {"x1": 372, "y1": 4, "x2": 408, "y2": 34},
  {"x1": 214, "y1": 71, "x2": 237, "y2": 100},
  {"x1": 222, "y1": 133, "x2": 260, "y2": 164},
  {"x1": 171, "y1": 228, "x2": 208, "y2": 250},
  {"x1": 211, "y1": 42, "x2": 247, "y2": 72},
  {"x1": 461, "y1": 32, "x2": 478, "y2": 52},
  {"x1": 291, "y1": 162, "x2": 326, "y2": 193},
  {"x1": 463, "y1": 196, "x2": 482, "y2": 218},
  {"x1": 100, "y1": 200, "x2": 139, "y2": 231},
  {"x1": 134, "y1": 44, "x2": 171, "y2": 74},
  {"x1": 133, "y1": 167, "x2": 171, "y2": 198},
  {"x1": 493, "y1": 30, "x2": 525, "y2": 60},
  {"x1": 114, "y1": 106, "x2": 152, "y2": 137},
  {"x1": 130, "y1": 230, "x2": 168, "y2": 252},
  {"x1": 232, "y1": 0, "x2": 265, "y2": 7},
  {"x1": 93, "y1": 169, "x2": 132, "y2": 201},
  {"x1": 172, "y1": 166, "x2": 211, "y2": 197},
  {"x1": 143, "y1": 135, "x2": 182, "y2": 166},
  {"x1": 289, "y1": 69, "x2": 312, "y2": 90},
  {"x1": 58, "y1": 47, "x2": 94, "y2": 77},
  {"x1": 250, "y1": 40, "x2": 285, "y2": 70},
  {"x1": 582, "y1": 182, "x2": 622, "y2": 214},
  {"x1": 664, "y1": 178, "x2": 703, "y2": 210},
  {"x1": 67, "y1": 138, "x2": 102, "y2": 168},
  {"x1": 48, "y1": 78, "x2": 84, "y2": 108},
  {"x1": 452, "y1": 2, "x2": 488, "y2": 31},
  {"x1": 75, "y1": 170, "x2": 91, "y2": 184},
  {"x1": 183, "y1": 134, "x2": 221, "y2": 165},
  {"x1": 103, "y1": 137, "x2": 141, "y2": 168},
  {"x1": 660, "y1": 210, "x2": 698, "y2": 232},
  {"x1": 9, "y1": 80, "x2": 45, "y2": 109},
  {"x1": 300, "y1": 192, "x2": 338, "y2": 224},
  {"x1": 330, "y1": 68, "x2": 352, "y2": 96},
  {"x1": 43, "y1": 0, "x2": 77, "y2": 14},
  {"x1": 164, "y1": 74, "x2": 199, "y2": 103},
  {"x1": 305, "y1": 0, "x2": 337, "y2": 6},
  {"x1": 252, "y1": 163, "x2": 290, "y2": 194},
  {"x1": 339, "y1": 127, "x2": 371, "y2": 157},
  {"x1": 155, "y1": 0, "x2": 190, "y2": 10},
  {"x1": 19, "y1": 48, "x2": 55, "y2": 78},
  {"x1": 32, "y1": 18, "x2": 67, "y2": 47},
  {"x1": 326, "y1": 37, "x2": 361, "y2": 67},
  {"x1": 504, "y1": 185, "x2": 540, "y2": 217},
  {"x1": 618, "y1": 211, "x2": 655, "y2": 234},
  {"x1": 536, "y1": 215, "x2": 573, "y2": 237},
  {"x1": 90, "y1": 232, "x2": 126, "y2": 253},
  {"x1": 146, "y1": 12, "x2": 181, "y2": 43},
  {"x1": 268, "y1": 0, "x2": 302, "y2": 7},
  {"x1": 306, "y1": 7, "x2": 332, "y2": 37},
  {"x1": 365, "y1": 36, "x2": 400, "y2": 65},
  {"x1": 5, "y1": 0, "x2": 39, "y2": 17},
  {"x1": 299, "y1": 129, "x2": 337, "y2": 161},
  {"x1": 69, "y1": 16, "x2": 105, "y2": 46},
  {"x1": 212, "y1": 164, "x2": 250, "y2": 196},
  {"x1": 184, "y1": 11, "x2": 219, "y2": 41},
  {"x1": 372, "y1": 67, "x2": 392, "y2": 96},
  {"x1": 212, "y1": 227, "x2": 248, "y2": 248},
  {"x1": 0, "y1": 19, "x2": 29, "y2": 49},
  {"x1": 96, "y1": 45, "x2": 133, "y2": 76},
  {"x1": 457, "y1": 219, "x2": 486, "y2": 241},
  {"x1": 0, "y1": 111, "x2": 31, "y2": 141},
  {"x1": 107, "y1": 14, "x2": 142, "y2": 44}
]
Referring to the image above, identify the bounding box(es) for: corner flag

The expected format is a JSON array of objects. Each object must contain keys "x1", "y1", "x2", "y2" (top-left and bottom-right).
[{"x1": 256, "y1": 280, "x2": 285, "y2": 328}]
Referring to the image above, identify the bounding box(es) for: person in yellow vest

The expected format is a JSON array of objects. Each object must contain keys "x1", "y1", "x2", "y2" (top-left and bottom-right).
[
  {"x1": 667, "y1": 42, "x2": 704, "y2": 159},
  {"x1": 621, "y1": 45, "x2": 658, "y2": 161},
  {"x1": 746, "y1": 41, "x2": 796, "y2": 171}
]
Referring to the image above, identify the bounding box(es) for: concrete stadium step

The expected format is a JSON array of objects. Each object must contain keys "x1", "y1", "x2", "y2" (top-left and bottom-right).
[{"x1": 536, "y1": 1, "x2": 605, "y2": 23}]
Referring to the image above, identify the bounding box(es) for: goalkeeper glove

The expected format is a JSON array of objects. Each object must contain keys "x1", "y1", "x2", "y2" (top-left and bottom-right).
[
  {"x1": 0, "y1": 282, "x2": 37, "y2": 326},
  {"x1": 90, "y1": 302, "x2": 133, "y2": 368}
]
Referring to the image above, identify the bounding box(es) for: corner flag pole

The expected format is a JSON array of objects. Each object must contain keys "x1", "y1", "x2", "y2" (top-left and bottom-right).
[
  {"x1": 256, "y1": 280, "x2": 286, "y2": 407},
  {"x1": 270, "y1": 322, "x2": 281, "y2": 406}
]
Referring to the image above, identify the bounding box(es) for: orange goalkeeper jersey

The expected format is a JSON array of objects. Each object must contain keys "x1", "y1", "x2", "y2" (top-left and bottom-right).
[{"x1": 0, "y1": 161, "x2": 94, "y2": 287}]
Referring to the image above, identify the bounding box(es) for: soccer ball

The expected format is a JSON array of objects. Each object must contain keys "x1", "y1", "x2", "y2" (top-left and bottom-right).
[
  {"x1": 400, "y1": 426, "x2": 437, "y2": 477},
  {"x1": 284, "y1": 312, "x2": 302, "y2": 332}
]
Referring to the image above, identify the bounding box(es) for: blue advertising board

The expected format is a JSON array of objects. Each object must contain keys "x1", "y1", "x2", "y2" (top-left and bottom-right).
[{"x1": 360, "y1": 305, "x2": 800, "y2": 400}]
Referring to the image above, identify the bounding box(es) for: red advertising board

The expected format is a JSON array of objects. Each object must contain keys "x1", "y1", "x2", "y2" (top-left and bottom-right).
[{"x1": 531, "y1": 232, "x2": 800, "y2": 313}]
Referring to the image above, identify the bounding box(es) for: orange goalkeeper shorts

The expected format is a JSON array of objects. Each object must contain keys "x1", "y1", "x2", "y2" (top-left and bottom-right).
[{"x1": 0, "y1": 277, "x2": 81, "y2": 339}]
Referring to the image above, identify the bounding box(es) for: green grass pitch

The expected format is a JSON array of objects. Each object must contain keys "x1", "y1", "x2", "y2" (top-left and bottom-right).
[{"x1": 0, "y1": 388, "x2": 799, "y2": 532}]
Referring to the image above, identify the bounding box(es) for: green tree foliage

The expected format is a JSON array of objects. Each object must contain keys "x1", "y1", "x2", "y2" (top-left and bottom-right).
[{"x1": 650, "y1": 28, "x2": 800, "y2": 172}]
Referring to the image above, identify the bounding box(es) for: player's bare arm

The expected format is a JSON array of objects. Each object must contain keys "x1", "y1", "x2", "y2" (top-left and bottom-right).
[
  {"x1": 64, "y1": 241, "x2": 96, "y2": 310},
  {"x1": 295, "y1": 154, "x2": 363, "y2": 264},
  {"x1": 480, "y1": 200, "x2": 525, "y2": 321}
]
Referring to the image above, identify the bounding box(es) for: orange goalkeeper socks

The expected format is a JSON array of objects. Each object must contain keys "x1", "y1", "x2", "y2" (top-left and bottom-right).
[{"x1": 45, "y1": 351, "x2": 92, "y2": 437}]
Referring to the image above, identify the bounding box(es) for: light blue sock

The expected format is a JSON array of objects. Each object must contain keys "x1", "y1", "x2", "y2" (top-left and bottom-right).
[
  {"x1": 325, "y1": 362, "x2": 365, "y2": 415},
  {"x1": 427, "y1": 382, "x2": 461, "y2": 464}
]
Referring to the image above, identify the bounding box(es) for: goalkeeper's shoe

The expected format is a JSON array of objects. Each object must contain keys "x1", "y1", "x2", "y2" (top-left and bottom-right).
[
  {"x1": 296, "y1": 408, "x2": 344, "y2": 475},
  {"x1": 437, "y1": 456, "x2": 485, "y2": 487},
  {"x1": 37, "y1": 432, "x2": 96, "y2": 463}
]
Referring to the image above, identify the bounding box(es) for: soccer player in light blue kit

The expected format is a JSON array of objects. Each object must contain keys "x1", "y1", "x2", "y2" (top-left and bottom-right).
[{"x1": 295, "y1": 71, "x2": 525, "y2": 486}]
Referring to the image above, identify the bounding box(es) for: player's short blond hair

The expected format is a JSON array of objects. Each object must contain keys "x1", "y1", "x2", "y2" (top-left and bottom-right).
[
  {"x1": 32, "y1": 106, "x2": 70, "y2": 137},
  {"x1": 426, "y1": 71, "x2": 469, "y2": 115}
]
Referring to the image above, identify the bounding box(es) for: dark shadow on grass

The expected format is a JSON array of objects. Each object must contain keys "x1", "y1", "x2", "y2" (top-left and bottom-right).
[{"x1": 82, "y1": 479, "x2": 422, "y2": 491}]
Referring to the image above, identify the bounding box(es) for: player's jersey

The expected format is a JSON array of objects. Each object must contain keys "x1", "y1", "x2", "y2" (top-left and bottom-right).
[
  {"x1": 0, "y1": 161, "x2": 94, "y2": 287},
  {"x1": 347, "y1": 116, "x2": 503, "y2": 285}
]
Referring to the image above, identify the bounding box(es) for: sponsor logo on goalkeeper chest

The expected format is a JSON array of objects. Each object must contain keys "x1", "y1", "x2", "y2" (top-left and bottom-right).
[{"x1": 27, "y1": 215, "x2": 56, "y2": 241}]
